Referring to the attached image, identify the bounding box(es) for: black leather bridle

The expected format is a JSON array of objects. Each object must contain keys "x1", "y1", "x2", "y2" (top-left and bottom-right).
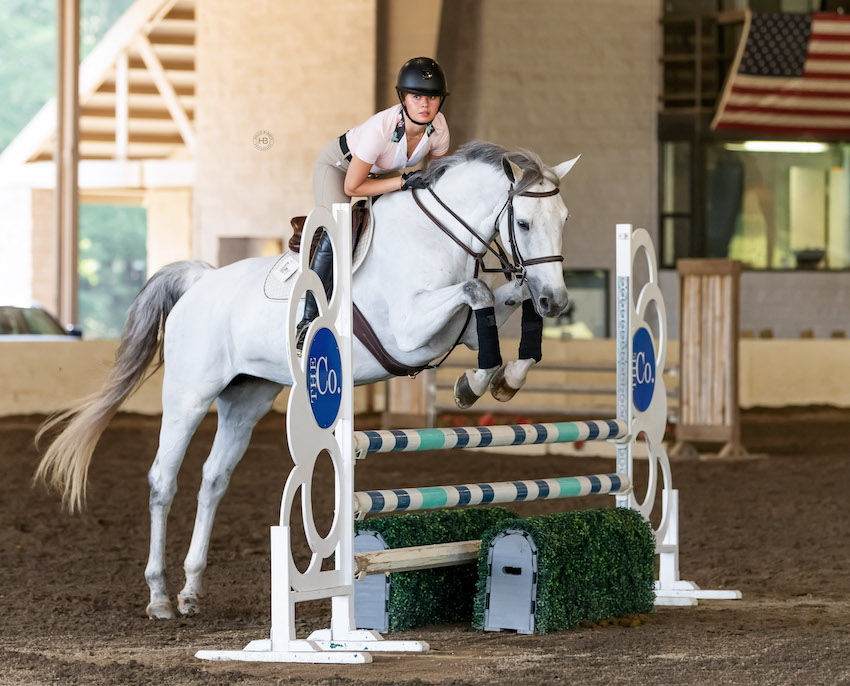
[{"x1": 411, "y1": 183, "x2": 564, "y2": 284}]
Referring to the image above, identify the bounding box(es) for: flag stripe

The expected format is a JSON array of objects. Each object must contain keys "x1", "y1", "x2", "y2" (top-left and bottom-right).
[
  {"x1": 809, "y1": 43, "x2": 850, "y2": 54},
  {"x1": 731, "y1": 85, "x2": 850, "y2": 98},
  {"x1": 727, "y1": 93, "x2": 850, "y2": 109},
  {"x1": 724, "y1": 103, "x2": 850, "y2": 117},
  {"x1": 810, "y1": 32, "x2": 850, "y2": 41},
  {"x1": 732, "y1": 74, "x2": 850, "y2": 92},
  {"x1": 807, "y1": 53, "x2": 850, "y2": 62},
  {"x1": 803, "y1": 70, "x2": 850, "y2": 80}
]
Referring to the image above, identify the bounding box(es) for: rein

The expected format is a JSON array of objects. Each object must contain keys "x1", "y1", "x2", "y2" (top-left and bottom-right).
[{"x1": 411, "y1": 182, "x2": 564, "y2": 284}]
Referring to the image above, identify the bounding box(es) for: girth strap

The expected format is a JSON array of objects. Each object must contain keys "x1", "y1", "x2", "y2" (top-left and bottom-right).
[{"x1": 353, "y1": 303, "x2": 431, "y2": 377}]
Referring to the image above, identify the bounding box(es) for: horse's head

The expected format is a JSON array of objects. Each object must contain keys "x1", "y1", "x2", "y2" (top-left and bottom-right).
[{"x1": 498, "y1": 152, "x2": 580, "y2": 318}]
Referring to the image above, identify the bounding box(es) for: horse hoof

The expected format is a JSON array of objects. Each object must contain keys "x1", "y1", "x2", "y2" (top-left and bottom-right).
[
  {"x1": 490, "y1": 365, "x2": 520, "y2": 403},
  {"x1": 146, "y1": 599, "x2": 176, "y2": 620},
  {"x1": 454, "y1": 373, "x2": 482, "y2": 409},
  {"x1": 177, "y1": 593, "x2": 199, "y2": 616}
]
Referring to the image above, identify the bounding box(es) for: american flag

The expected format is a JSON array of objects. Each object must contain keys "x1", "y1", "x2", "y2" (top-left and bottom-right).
[{"x1": 711, "y1": 11, "x2": 850, "y2": 135}]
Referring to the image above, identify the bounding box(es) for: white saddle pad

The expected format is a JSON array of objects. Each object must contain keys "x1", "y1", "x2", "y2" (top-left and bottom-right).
[{"x1": 263, "y1": 208, "x2": 374, "y2": 301}]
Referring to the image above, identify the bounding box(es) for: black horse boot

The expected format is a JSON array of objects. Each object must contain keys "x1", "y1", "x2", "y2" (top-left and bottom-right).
[{"x1": 295, "y1": 231, "x2": 334, "y2": 353}]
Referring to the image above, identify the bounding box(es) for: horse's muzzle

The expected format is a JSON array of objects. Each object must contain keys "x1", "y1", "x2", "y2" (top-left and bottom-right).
[{"x1": 536, "y1": 288, "x2": 569, "y2": 319}]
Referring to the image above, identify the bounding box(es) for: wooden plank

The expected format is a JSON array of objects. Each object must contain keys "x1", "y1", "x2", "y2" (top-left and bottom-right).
[
  {"x1": 700, "y1": 275, "x2": 710, "y2": 423},
  {"x1": 80, "y1": 105, "x2": 195, "y2": 119},
  {"x1": 677, "y1": 259, "x2": 741, "y2": 276},
  {"x1": 115, "y1": 50, "x2": 129, "y2": 159},
  {"x1": 80, "y1": 131, "x2": 184, "y2": 144},
  {"x1": 135, "y1": 33, "x2": 196, "y2": 153},
  {"x1": 710, "y1": 275, "x2": 722, "y2": 425},
  {"x1": 354, "y1": 540, "x2": 481, "y2": 577},
  {"x1": 98, "y1": 82, "x2": 195, "y2": 96}
]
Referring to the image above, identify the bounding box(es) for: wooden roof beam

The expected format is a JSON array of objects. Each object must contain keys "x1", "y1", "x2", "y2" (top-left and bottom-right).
[{"x1": 134, "y1": 32, "x2": 196, "y2": 153}]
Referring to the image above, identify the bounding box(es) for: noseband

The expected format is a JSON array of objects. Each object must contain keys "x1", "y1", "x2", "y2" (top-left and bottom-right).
[{"x1": 411, "y1": 183, "x2": 564, "y2": 283}]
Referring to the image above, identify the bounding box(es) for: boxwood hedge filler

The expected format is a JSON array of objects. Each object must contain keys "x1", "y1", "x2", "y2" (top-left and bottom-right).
[
  {"x1": 195, "y1": 207, "x2": 740, "y2": 664},
  {"x1": 353, "y1": 506, "x2": 655, "y2": 635}
]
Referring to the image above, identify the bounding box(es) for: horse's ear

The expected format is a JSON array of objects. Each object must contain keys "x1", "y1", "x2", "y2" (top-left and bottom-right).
[
  {"x1": 502, "y1": 157, "x2": 524, "y2": 184},
  {"x1": 554, "y1": 154, "x2": 581, "y2": 179}
]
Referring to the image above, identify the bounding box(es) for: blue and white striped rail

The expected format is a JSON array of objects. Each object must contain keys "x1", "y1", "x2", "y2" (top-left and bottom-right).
[
  {"x1": 352, "y1": 419, "x2": 626, "y2": 455},
  {"x1": 353, "y1": 473, "x2": 630, "y2": 516}
]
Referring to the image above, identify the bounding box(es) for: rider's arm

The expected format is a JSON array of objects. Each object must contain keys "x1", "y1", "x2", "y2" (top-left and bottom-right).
[{"x1": 344, "y1": 155, "x2": 403, "y2": 197}]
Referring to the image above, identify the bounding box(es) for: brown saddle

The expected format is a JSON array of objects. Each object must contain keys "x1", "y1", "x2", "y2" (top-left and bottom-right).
[{"x1": 288, "y1": 200, "x2": 370, "y2": 258}]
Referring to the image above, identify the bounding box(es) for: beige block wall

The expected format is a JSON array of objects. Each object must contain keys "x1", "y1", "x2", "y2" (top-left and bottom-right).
[
  {"x1": 738, "y1": 339, "x2": 850, "y2": 408},
  {"x1": 194, "y1": 0, "x2": 377, "y2": 266},
  {"x1": 29, "y1": 189, "x2": 59, "y2": 312},
  {"x1": 440, "y1": 0, "x2": 658, "y2": 271},
  {"x1": 145, "y1": 188, "x2": 193, "y2": 275},
  {"x1": 5, "y1": 339, "x2": 850, "y2": 417},
  {"x1": 0, "y1": 340, "x2": 375, "y2": 417},
  {"x1": 376, "y1": 0, "x2": 443, "y2": 110},
  {"x1": 0, "y1": 189, "x2": 33, "y2": 302}
]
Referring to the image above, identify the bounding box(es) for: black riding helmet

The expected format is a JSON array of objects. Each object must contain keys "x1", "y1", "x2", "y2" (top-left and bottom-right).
[{"x1": 396, "y1": 57, "x2": 449, "y2": 125}]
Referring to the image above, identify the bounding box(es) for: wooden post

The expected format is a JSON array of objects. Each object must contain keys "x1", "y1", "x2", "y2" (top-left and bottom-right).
[
  {"x1": 671, "y1": 259, "x2": 749, "y2": 459},
  {"x1": 381, "y1": 373, "x2": 431, "y2": 429},
  {"x1": 56, "y1": 0, "x2": 81, "y2": 326}
]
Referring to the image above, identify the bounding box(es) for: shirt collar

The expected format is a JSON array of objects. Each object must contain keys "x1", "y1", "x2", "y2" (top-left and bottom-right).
[{"x1": 392, "y1": 108, "x2": 435, "y2": 142}]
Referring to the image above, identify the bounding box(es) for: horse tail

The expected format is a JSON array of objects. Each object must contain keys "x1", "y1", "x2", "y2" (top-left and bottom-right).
[{"x1": 34, "y1": 260, "x2": 214, "y2": 511}]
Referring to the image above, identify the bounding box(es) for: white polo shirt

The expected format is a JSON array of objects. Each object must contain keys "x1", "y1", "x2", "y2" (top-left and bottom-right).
[{"x1": 344, "y1": 104, "x2": 450, "y2": 174}]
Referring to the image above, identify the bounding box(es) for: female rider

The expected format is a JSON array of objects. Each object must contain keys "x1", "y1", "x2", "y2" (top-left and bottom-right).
[{"x1": 297, "y1": 56, "x2": 450, "y2": 344}]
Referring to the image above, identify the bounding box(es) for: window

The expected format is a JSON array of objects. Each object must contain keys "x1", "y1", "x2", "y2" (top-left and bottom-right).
[
  {"x1": 78, "y1": 204, "x2": 147, "y2": 338},
  {"x1": 705, "y1": 142, "x2": 850, "y2": 269},
  {"x1": 543, "y1": 269, "x2": 609, "y2": 339},
  {"x1": 660, "y1": 141, "x2": 850, "y2": 270}
]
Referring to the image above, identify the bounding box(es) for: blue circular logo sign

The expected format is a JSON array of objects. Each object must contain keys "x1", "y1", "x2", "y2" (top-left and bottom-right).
[
  {"x1": 307, "y1": 327, "x2": 342, "y2": 429},
  {"x1": 632, "y1": 327, "x2": 655, "y2": 413}
]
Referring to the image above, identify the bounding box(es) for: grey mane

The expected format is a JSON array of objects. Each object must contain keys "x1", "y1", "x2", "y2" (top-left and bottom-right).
[{"x1": 420, "y1": 140, "x2": 558, "y2": 195}]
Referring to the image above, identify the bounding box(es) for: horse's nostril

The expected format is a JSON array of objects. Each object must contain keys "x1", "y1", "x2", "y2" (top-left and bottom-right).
[{"x1": 539, "y1": 296, "x2": 550, "y2": 311}]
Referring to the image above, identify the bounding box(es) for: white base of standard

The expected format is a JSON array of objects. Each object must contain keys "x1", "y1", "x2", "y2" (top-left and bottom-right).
[
  {"x1": 654, "y1": 580, "x2": 743, "y2": 607},
  {"x1": 195, "y1": 634, "x2": 429, "y2": 665}
]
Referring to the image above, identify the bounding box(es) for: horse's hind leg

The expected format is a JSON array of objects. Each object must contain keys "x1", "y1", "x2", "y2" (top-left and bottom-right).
[
  {"x1": 145, "y1": 389, "x2": 213, "y2": 619},
  {"x1": 177, "y1": 376, "x2": 282, "y2": 616}
]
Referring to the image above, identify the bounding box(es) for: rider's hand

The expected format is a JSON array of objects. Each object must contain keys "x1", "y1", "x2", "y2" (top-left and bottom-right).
[{"x1": 400, "y1": 170, "x2": 428, "y2": 191}]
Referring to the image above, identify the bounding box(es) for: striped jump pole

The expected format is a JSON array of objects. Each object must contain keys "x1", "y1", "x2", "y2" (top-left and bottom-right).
[
  {"x1": 354, "y1": 473, "x2": 630, "y2": 518},
  {"x1": 353, "y1": 419, "x2": 626, "y2": 455}
]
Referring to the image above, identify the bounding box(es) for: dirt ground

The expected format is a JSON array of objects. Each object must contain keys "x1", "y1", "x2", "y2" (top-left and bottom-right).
[{"x1": 1, "y1": 407, "x2": 848, "y2": 686}]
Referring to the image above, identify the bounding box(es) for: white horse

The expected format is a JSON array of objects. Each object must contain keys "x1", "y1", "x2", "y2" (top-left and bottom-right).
[{"x1": 35, "y1": 141, "x2": 579, "y2": 619}]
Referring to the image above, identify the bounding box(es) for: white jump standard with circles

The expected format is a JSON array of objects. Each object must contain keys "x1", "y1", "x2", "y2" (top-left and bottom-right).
[{"x1": 195, "y1": 205, "x2": 740, "y2": 664}]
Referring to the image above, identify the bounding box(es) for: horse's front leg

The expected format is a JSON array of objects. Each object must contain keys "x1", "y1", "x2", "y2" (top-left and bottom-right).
[
  {"x1": 393, "y1": 278, "x2": 502, "y2": 409},
  {"x1": 489, "y1": 299, "x2": 545, "y2": 402},
  {"x1": 462, "y1": 280, "x2": 544, "y2": 404},
  {"x1": 448, "y1": 279, "x2": 529, "y2": 409}
]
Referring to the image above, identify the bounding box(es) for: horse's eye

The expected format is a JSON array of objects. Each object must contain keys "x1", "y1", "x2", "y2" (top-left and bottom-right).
[{"x1": 517, "y1": 220, "x2": 530, "y2": 231}]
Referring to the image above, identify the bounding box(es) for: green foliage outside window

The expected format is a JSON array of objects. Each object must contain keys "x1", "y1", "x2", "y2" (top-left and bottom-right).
[{"x1": 79, "y1": 205, "x2": 146, "y2": 339}]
